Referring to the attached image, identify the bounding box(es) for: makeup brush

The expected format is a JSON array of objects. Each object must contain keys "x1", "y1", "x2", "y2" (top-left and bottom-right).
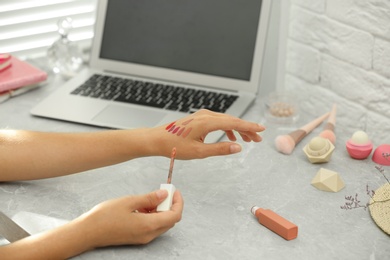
[
  {"x1": 319, "y1": 104, "x2": 337, "y2": 144},
  {"x1": 275, "y1": 112, "x2": 330, "y2": 155}
]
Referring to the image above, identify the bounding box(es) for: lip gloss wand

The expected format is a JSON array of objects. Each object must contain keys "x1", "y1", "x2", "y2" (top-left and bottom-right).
[{"x1": 157, "y1": 147, "x2": 177, "y2": 212}]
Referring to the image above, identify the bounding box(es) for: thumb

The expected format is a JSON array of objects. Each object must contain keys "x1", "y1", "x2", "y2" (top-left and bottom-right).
[
  {"x1": 200, "y1": 142, "x2": 242, "y2": 158},
  {"x1": 131, "y1": 190, "x2": 168, "y2": 210}
]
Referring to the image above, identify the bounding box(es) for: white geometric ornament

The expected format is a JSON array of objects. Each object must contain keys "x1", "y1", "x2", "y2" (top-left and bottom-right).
[{"x1": 311, "y1": 168, "x2": 345, "y2": 192}]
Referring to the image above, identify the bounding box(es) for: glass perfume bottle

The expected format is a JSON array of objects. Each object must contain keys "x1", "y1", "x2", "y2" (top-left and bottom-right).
[{"x1": 47, "y1": 17, "x2": 83, "y2": 79}]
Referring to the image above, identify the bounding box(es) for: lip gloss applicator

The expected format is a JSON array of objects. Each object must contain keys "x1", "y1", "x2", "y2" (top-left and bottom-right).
[{"x1": 157, "y1": 147, "x2": 177, "y2": 212}]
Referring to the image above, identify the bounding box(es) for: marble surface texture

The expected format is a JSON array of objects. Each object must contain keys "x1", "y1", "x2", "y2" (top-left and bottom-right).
[{"x1": 0, "y1": 75, "x2": 389, "y2": 260}]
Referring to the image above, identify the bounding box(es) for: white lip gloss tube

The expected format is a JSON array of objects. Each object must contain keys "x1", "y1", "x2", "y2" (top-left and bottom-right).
[{"x1": 157, "y1": 183, "x2": 176, "y2": 212}]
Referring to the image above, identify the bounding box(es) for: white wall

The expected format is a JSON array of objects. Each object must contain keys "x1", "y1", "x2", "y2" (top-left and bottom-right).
[{"x1": 285, "y1": 0, "x2": 390, "y2": 145}]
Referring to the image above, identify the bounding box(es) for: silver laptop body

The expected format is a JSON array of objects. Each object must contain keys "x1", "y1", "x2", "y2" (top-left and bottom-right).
[{"x1": 31, "y1": 0, "x2": 271, "y2": 142}]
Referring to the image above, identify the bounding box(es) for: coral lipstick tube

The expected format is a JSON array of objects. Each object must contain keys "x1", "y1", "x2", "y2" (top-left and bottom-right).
[{"x1": 251, "y1": 206, "x2": 298, "y2": 240}]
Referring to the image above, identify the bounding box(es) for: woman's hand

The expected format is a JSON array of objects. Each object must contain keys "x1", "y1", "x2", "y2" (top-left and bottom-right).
[
  {"x1": 0, "y1": 109, "x2": 265, "y2": 181},
  {"x1": 0, "y1": 190, "x2": 183, "y2": 259},
  {"x1": 150, "y1": 109, "x2": 266, "y2": 159},
  {"x1": 80, "y1": 189, "x2": 183, "y2": 248}
]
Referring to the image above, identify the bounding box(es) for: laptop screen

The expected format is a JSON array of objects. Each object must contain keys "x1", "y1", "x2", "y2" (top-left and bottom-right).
[{"x1": 100, "y1": 0, "x2": 262, "y2": 81}]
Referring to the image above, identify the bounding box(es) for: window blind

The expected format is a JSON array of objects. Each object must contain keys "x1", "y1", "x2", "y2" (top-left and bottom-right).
[{"x1": 0, "y1": 0, "x2": 97, "y2": 59}]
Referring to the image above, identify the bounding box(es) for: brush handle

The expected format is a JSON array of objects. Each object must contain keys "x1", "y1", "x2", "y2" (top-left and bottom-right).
[
  {"x1": 325, "y1": 104, "x2": 337, "y2": 128},
  {"x1": 322, "y1": 122, "x2": 335, "y2": 132},
  {"x1": 288, "y1": 129, "x2": 307, "y2": 144},
  {"x1": 299, "y1": 112, "x2": 329, "y2": 134}
]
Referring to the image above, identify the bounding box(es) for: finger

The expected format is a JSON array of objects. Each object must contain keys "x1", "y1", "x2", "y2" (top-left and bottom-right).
[
  {"x1": 195, "y1": 142, "x2": 242, "y2": 158},
  {"x1": 130, "y1": 190, "x2": 168, "y2": 211},
  {"x1": 229, "y1": 130, "x2": 262, "y2": 142},
  {"x1": 148, "y1": 190, "x2": 183, "y2": 215},
  {"x1": 237, "y1": 131, "x2": 262, "y2": 142},
  {"x1": 240, "y1": 131, "x2": 263, "y2": 142},
  {"x1": 225, "y1": 130, "x2": 237, "y2": 141},
  {"x1": 170, "y1": 190, "x2": 184, "y2": 214},
  {"x1": 151, "y1": 190, "x2": 183, "y2": 227},
  {"x1": 237, "y1": 131, "x2": 251, "y2": 142},
  {"x1": 206, "y1": 116, "x2": 265, "y2": 134}
]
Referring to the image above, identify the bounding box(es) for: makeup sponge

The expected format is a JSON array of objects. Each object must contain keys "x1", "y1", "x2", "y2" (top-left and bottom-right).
[{"x1": 319, "y1": 129, "x2": 336, "y2": 145}]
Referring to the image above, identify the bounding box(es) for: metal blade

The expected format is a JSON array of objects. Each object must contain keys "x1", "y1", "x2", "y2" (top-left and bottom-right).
[{"x1": 0, "y1": 211, "x2": 30, "y2": 243}]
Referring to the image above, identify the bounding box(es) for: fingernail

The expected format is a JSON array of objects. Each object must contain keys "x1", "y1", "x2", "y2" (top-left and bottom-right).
[
  {"x1": 258, "y1": 124, "x2": 266, "y2": 130},
  {"x1": 230, "y1": 143, "x2": 242, "y2": 154},
  {"x1": 156, "y1": 189, "x2": 168, "y2": 200}
]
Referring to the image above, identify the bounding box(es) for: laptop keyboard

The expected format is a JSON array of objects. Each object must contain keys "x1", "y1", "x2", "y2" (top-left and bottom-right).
[{"x1": 71, "y1": 74, "x2": 238, "y2": 113}]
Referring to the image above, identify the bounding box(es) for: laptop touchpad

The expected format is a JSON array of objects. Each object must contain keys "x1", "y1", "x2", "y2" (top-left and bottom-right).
[{"x1": 92, "y1": 105, "x2": 167, "y2": 128}]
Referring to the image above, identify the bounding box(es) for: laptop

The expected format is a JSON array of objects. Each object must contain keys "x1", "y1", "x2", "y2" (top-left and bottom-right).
[{"x1": 31, "y1": 0, "x2": 271, "y2": 143}]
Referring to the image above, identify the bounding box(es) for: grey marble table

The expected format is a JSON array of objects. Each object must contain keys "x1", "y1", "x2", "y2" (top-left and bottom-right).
[{"x1": 0, "y1": 74, "x2": 389, "y2": 260}]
